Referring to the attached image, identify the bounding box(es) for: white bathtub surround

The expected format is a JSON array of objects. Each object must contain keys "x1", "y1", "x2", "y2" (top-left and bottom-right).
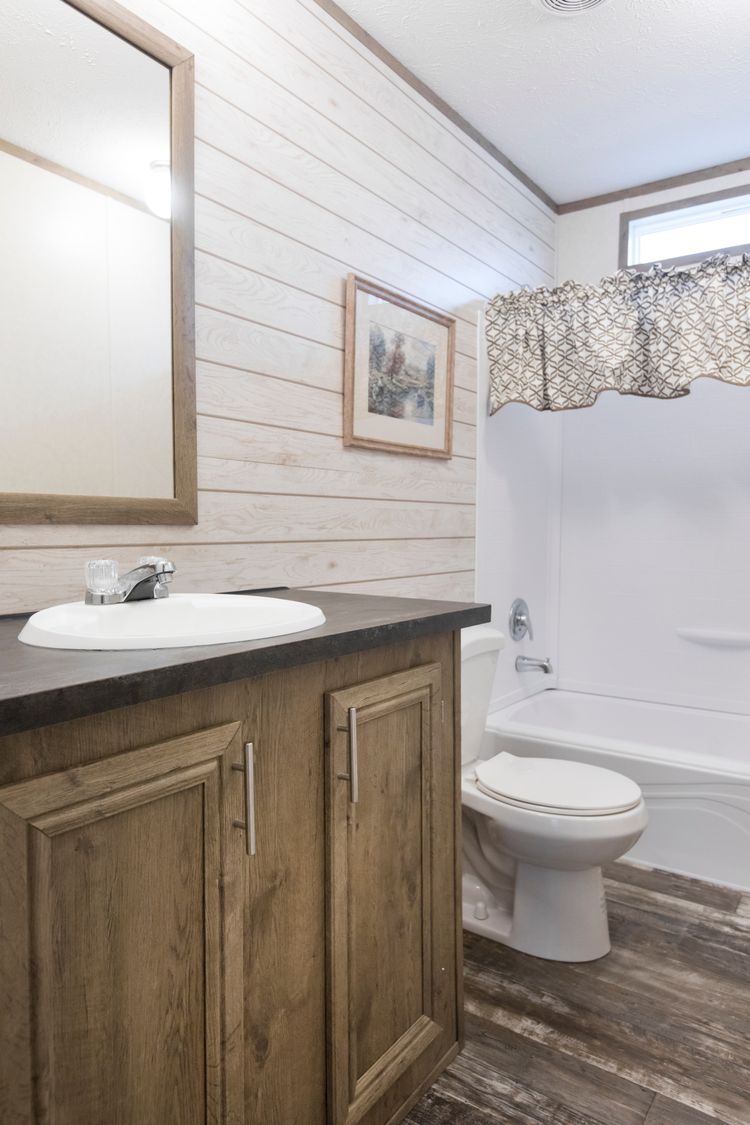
[
  {"x1": 556, "y1": 173, "x2": 750, "y2": 723},
  {"x1": 475, "y1": 323, "x2": 562, "y2": 712},
  {"x1": 487, "y1": 689, "x2": 750, "y2": 892},
  {"x1": 460, "y1": 626, "x2": 647, "y2": 961}
]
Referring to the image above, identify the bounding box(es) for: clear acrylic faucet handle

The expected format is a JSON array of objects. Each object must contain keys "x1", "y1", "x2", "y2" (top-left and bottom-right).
[{"x1": 85, "y1": 559, "x2": 120, "y2": 596}]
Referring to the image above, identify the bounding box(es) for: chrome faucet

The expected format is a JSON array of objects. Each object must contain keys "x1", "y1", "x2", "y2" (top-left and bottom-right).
[
  {"x1": 515, "y1": 655, "x2": 553, "y2": 674},
  {"x1": 509, "y1": 598, "x2": 552, "y2": 673},
  {"x1": 84, "y1": 557, "x2": 176, "y2": 605}
]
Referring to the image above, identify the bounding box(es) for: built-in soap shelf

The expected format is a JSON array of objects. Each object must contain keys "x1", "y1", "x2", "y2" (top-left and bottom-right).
[{"x1": 676, "y1": 628, "x2": 750, "y2": 650}]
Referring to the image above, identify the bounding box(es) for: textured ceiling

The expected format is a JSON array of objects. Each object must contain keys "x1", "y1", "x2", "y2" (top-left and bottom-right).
[
  {"x1": 331, "y1": 0, "x2": 750, "y2": 204},
  {"x1": 0, "y1": 0, "x2": 169, "y2": 201}
]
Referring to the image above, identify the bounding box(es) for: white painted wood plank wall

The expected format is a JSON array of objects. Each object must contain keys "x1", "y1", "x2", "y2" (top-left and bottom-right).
[{"x1": 0, "y1": 0, "x2": 554, "y2": 614}]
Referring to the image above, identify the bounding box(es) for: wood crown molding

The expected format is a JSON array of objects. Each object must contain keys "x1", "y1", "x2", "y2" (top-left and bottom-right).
[{"x1": 559, "y1": 155, "x2": 750, "y2": 215}]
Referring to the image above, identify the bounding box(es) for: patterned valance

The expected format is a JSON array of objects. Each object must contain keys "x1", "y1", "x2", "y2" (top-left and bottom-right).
[{"x1": 485, "y1": 254, "x2": 750, "y2": 414}]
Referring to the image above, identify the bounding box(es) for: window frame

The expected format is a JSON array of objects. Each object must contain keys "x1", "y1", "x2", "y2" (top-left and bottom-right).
[{"x1": 618, "y1": 183, "x2": 750, "y2": 271}]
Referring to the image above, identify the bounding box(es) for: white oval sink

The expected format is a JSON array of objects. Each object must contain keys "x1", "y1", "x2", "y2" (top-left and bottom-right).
[{"x1": 18, "y1": 593, "x2": 326, "y2": 651}]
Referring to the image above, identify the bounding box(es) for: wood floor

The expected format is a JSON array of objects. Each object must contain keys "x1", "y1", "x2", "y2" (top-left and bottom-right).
[{"x1": 407, "y1": 862, "x2": 750, "y2": 1125}]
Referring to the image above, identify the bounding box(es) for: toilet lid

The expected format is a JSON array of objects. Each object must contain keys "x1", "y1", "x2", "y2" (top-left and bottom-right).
[{"x1": 474, "y1": 752, "x2": 642, "y2": 816}]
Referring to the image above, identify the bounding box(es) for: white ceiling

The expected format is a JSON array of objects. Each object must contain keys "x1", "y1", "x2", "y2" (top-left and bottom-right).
[
  {"x1": 333, "y1": 0, "x2": 750, "y2": 205},
  {"x1": 0, "y1": 0, "x2": 169, "y2": 202}
]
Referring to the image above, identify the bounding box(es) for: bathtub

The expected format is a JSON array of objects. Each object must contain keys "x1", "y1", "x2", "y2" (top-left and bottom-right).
[{"x1": 485, "y1": 690, "x2": 750, "y2": 892}]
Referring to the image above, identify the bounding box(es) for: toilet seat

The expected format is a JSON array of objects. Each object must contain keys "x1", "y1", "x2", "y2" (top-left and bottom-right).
[{"x1": 474, "y1": 752, "x2": 642, "y2": 817}]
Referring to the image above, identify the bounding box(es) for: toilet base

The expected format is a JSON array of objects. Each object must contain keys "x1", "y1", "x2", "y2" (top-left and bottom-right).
[{"x1": 463, "y1": 862, "x2": 611, "y2": 962}]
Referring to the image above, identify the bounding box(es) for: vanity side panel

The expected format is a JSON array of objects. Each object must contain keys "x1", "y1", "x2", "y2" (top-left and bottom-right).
[
  {"x1": 0, "y1": 802, "x2": 33, "y2": 1125},
  {"x1": 453, "y1": 629, "x2": 465, "y2": 1050}
]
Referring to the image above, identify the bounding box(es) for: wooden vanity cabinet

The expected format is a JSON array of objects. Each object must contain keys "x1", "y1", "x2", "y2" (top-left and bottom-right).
[{"x1": 0, "y1": 632, "x2": 461, "y2": 1125}]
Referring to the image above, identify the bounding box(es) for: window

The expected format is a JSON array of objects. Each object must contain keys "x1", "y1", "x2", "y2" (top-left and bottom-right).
[{"x1": 620, "y1": 186, "x2": 750, "y2": 270}]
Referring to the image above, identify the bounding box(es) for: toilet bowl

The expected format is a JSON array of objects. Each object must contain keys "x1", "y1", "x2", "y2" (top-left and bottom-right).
[{"x1": 460, "y1": 625, "x2": 648, "y2": 962}]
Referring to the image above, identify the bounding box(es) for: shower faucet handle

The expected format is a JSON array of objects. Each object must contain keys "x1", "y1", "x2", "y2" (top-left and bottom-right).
[{"x1": 509, "y1": 598, "x2": 534, "y2": 642}]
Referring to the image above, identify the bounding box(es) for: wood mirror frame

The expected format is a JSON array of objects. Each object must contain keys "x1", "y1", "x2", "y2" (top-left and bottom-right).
[{"x1": 0, "y1": 0, "x2": 196, "y2": 526}]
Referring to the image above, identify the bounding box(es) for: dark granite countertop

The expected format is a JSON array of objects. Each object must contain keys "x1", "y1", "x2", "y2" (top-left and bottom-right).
[{"x1": 0, "y1": 588, "x2": 490, "y2": 737}]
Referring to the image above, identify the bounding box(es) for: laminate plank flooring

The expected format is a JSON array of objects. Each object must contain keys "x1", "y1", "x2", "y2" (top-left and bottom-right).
[{"x1": 407, "y1": 863, "x2": 750, "y2": 1125}]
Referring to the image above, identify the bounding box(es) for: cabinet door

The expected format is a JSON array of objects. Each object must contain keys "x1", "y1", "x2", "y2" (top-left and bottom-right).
[
  {"x1": 0, "y1": 722, "x2": 246, "y2": 1125},
  {"x1": 326, "y1": 662, "x2": 455, "y2": 1125}
]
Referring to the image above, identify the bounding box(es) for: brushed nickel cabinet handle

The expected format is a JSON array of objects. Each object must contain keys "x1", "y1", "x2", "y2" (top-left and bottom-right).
[
  {"x1": 349, "y1": 707, "x2": 359, "y2": 805},
  {"x1": 336, "y1": 707, "x2": 359, "y2": 804},
  {"x1": 232, "y1": 741, "x2": 256, "y2": 856}
]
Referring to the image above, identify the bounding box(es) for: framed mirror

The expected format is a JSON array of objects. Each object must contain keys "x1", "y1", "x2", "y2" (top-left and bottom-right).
[{"x1": 0, "y1": 0, "x2": 196, "y2": 524}]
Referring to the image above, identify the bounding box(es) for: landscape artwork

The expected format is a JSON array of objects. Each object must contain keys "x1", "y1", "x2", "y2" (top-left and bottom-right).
[
  {"x1": 367, "y1": 323, "x2": 435, "y2": 425},
  {"x1": 344, "y1": 275, "x2": 455, "y2": 459}
]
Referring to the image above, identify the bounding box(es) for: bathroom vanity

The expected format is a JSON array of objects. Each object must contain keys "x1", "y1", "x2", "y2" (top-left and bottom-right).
[{"x1": 0, "y1": 588, "x2": 489, "y2": 1125}]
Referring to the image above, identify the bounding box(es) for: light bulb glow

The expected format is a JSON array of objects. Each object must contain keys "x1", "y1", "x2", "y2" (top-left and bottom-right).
[{"x1": 145, "y1": 160, "x2": 171, "y2": 219}]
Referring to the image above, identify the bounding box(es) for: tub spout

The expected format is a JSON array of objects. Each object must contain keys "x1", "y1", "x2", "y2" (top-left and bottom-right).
[{"x1": 516, "y1": 655, "x2": 553, "y2": 674}]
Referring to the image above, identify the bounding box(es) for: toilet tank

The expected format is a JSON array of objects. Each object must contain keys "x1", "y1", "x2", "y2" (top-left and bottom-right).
[{"x1": 460, "y1": 625, "x2": 504, "y2": 764}]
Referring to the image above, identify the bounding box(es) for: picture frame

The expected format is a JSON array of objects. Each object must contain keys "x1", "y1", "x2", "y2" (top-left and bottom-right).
[{"x1": 343, "y1": 274, "x2": 455, "y2": 459}]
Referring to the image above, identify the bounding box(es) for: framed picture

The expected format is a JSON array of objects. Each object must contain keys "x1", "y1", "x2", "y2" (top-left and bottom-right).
[{"x1": 344, "y1": 275, "x2": 455, "y2": 459}]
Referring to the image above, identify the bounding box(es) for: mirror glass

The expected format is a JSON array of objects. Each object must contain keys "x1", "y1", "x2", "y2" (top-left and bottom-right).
[{"x1": 0, "y1": 0, "x2": 175, "y2": 500}]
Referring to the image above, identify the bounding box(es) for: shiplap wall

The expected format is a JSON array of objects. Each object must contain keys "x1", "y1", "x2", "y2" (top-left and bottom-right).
[{"x1": 0, "y1": 0, "x2": 555, "y2": 614}]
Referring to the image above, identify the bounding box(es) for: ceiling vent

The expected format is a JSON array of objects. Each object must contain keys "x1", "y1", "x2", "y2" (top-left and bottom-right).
[{"x1": 536, "y1": 0, "x2": 612, "y2": 13}]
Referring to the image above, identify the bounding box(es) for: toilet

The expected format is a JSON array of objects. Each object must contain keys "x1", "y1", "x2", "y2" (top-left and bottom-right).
[{"x1": 461, "y1": 625, "x2": 648, "y2": 962}]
